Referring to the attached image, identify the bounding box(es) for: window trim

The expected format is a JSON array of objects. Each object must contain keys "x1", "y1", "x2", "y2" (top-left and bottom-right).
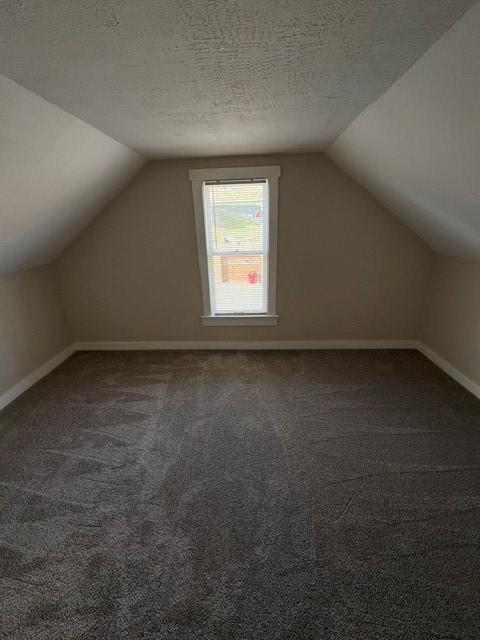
[{"x1": 189, "y1": 165, "x2": 280, "y2": 326}]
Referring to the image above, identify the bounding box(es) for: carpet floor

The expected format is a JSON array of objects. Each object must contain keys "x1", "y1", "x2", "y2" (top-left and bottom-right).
[{"x1": 0, "y1": 349, "x2": 479, "y2": 639}]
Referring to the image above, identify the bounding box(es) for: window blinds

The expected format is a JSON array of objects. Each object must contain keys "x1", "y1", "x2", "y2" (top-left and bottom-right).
[{"x1": 202, "y1": 180, "x2": 269, "y2": 315}]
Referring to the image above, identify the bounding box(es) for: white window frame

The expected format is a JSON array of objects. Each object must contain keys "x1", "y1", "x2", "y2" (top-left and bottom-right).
[{"x1": 189, "y1": 165, "x2": 280, "y2": 326}]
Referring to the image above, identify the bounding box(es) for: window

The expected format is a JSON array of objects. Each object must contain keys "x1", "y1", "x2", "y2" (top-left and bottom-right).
[{"x1": 189, "y1": 166, "x2": 280, "y2": 325}]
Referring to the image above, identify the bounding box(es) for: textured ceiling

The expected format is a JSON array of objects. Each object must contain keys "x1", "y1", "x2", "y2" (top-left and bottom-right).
[
  {"x1": 0, "y1": 75, "x2": 143, "y2": 274},
  {"x1": 0, "y1": 0, "x2": 475, "y2": 158},
  {"x1": 328, "y1": 1, "x2": 480, "y2": 260}
]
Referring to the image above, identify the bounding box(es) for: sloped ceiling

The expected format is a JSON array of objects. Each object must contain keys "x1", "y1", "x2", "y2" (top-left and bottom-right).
[
  {"x1": 328, "y1": 2, "x2": 480, "y2": 260},
  {"x1": 0, "y1": 75, "x2": 144, "y2": 274},
  {"x1": 0, "y1": 1, "x2": 477, "y2": 275},
  {"x1": 0, "y1": 1, "x2": 474, "y2": 158}
]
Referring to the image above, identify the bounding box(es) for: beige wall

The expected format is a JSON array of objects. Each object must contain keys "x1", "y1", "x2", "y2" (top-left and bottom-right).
[
  {"x1": 55, "y1": 153, "x2": 433, "y2": 342},
  {"x1": 422, "y1": 256, "x2": 480, "y2": 386},
  {"x1": 0, "y1": 266, "x2": 70, "y2": 397}
]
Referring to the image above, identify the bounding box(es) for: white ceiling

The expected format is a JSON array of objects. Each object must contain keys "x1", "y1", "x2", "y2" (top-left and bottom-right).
[
  {"x1": 0, "y1": 75, "x2": 143, "y2": 274},
  {"x1": 0, "y1": 1, "x2": 474, "y2": 158},
  {"x1": 328, "y1": 2, "x2": 480, "y2": 260}
]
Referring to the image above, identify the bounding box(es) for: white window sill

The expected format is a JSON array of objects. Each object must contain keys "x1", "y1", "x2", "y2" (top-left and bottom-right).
[{"x1": 202, "y1": 314, "x2": 279, "y2": 326}]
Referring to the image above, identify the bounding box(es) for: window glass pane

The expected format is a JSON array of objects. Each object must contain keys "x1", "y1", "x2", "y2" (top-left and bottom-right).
[
  {"x1": 204, "y1": 182, "x2": 266, "y2": 253},
  {"x1": 209, "y1": 255, "x2": 266, "y2": 314}
]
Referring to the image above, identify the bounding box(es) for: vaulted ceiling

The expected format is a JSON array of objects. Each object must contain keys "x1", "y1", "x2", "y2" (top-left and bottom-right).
[
  {"x1": 0, "y1": 1, "x2": 474, "y2": 157},
  {"x1": 327, "y1": 1, "x2": 480, "y2": 259},
  {"x1": 0, "y1": 75, "x2": 143, "y2": 274},
  {"x1": 0, "y1": 0, "x2": 478, "y2": 273}
]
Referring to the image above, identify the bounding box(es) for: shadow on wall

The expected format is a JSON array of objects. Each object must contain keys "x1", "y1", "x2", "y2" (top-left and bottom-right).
[{"x1": 53, "y1": 153, "x2": 434, "y2": 343}]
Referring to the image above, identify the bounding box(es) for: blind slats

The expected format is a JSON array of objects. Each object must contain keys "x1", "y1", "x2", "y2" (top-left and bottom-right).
[{"x1": 203, "y1": 181, "x2": 268, "y2": 314}]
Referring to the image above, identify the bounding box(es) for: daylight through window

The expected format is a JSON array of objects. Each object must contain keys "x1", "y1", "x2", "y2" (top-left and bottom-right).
[
  {"x1": 204, "y1": 180, "x2": 268, "y2": 315},
  {"x1": 189, "y1": 165, "x2": 280, "y2": 326}
]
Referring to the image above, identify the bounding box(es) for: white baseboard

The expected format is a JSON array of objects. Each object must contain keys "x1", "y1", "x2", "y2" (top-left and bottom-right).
[
  {"x1": 74, "y1": 339, "x2": 417, "y2": 351},
  {"x1": 71, "y1": 340, "x2": 480, "y2": 401},
  {"x1": 2, "y1": 340, "x2": 478, "y2": 412},
  {"x1": 415, "y1": 341, "x2": 480, "y2": 401},
  {"x1": 0, "y1": 345, "x2": 75, "y2": 411}
]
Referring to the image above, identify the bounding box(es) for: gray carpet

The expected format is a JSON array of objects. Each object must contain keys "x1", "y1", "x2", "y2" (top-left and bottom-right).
[{"x1": 0, "y1": 350, "x2": 479, "y2": 639}]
